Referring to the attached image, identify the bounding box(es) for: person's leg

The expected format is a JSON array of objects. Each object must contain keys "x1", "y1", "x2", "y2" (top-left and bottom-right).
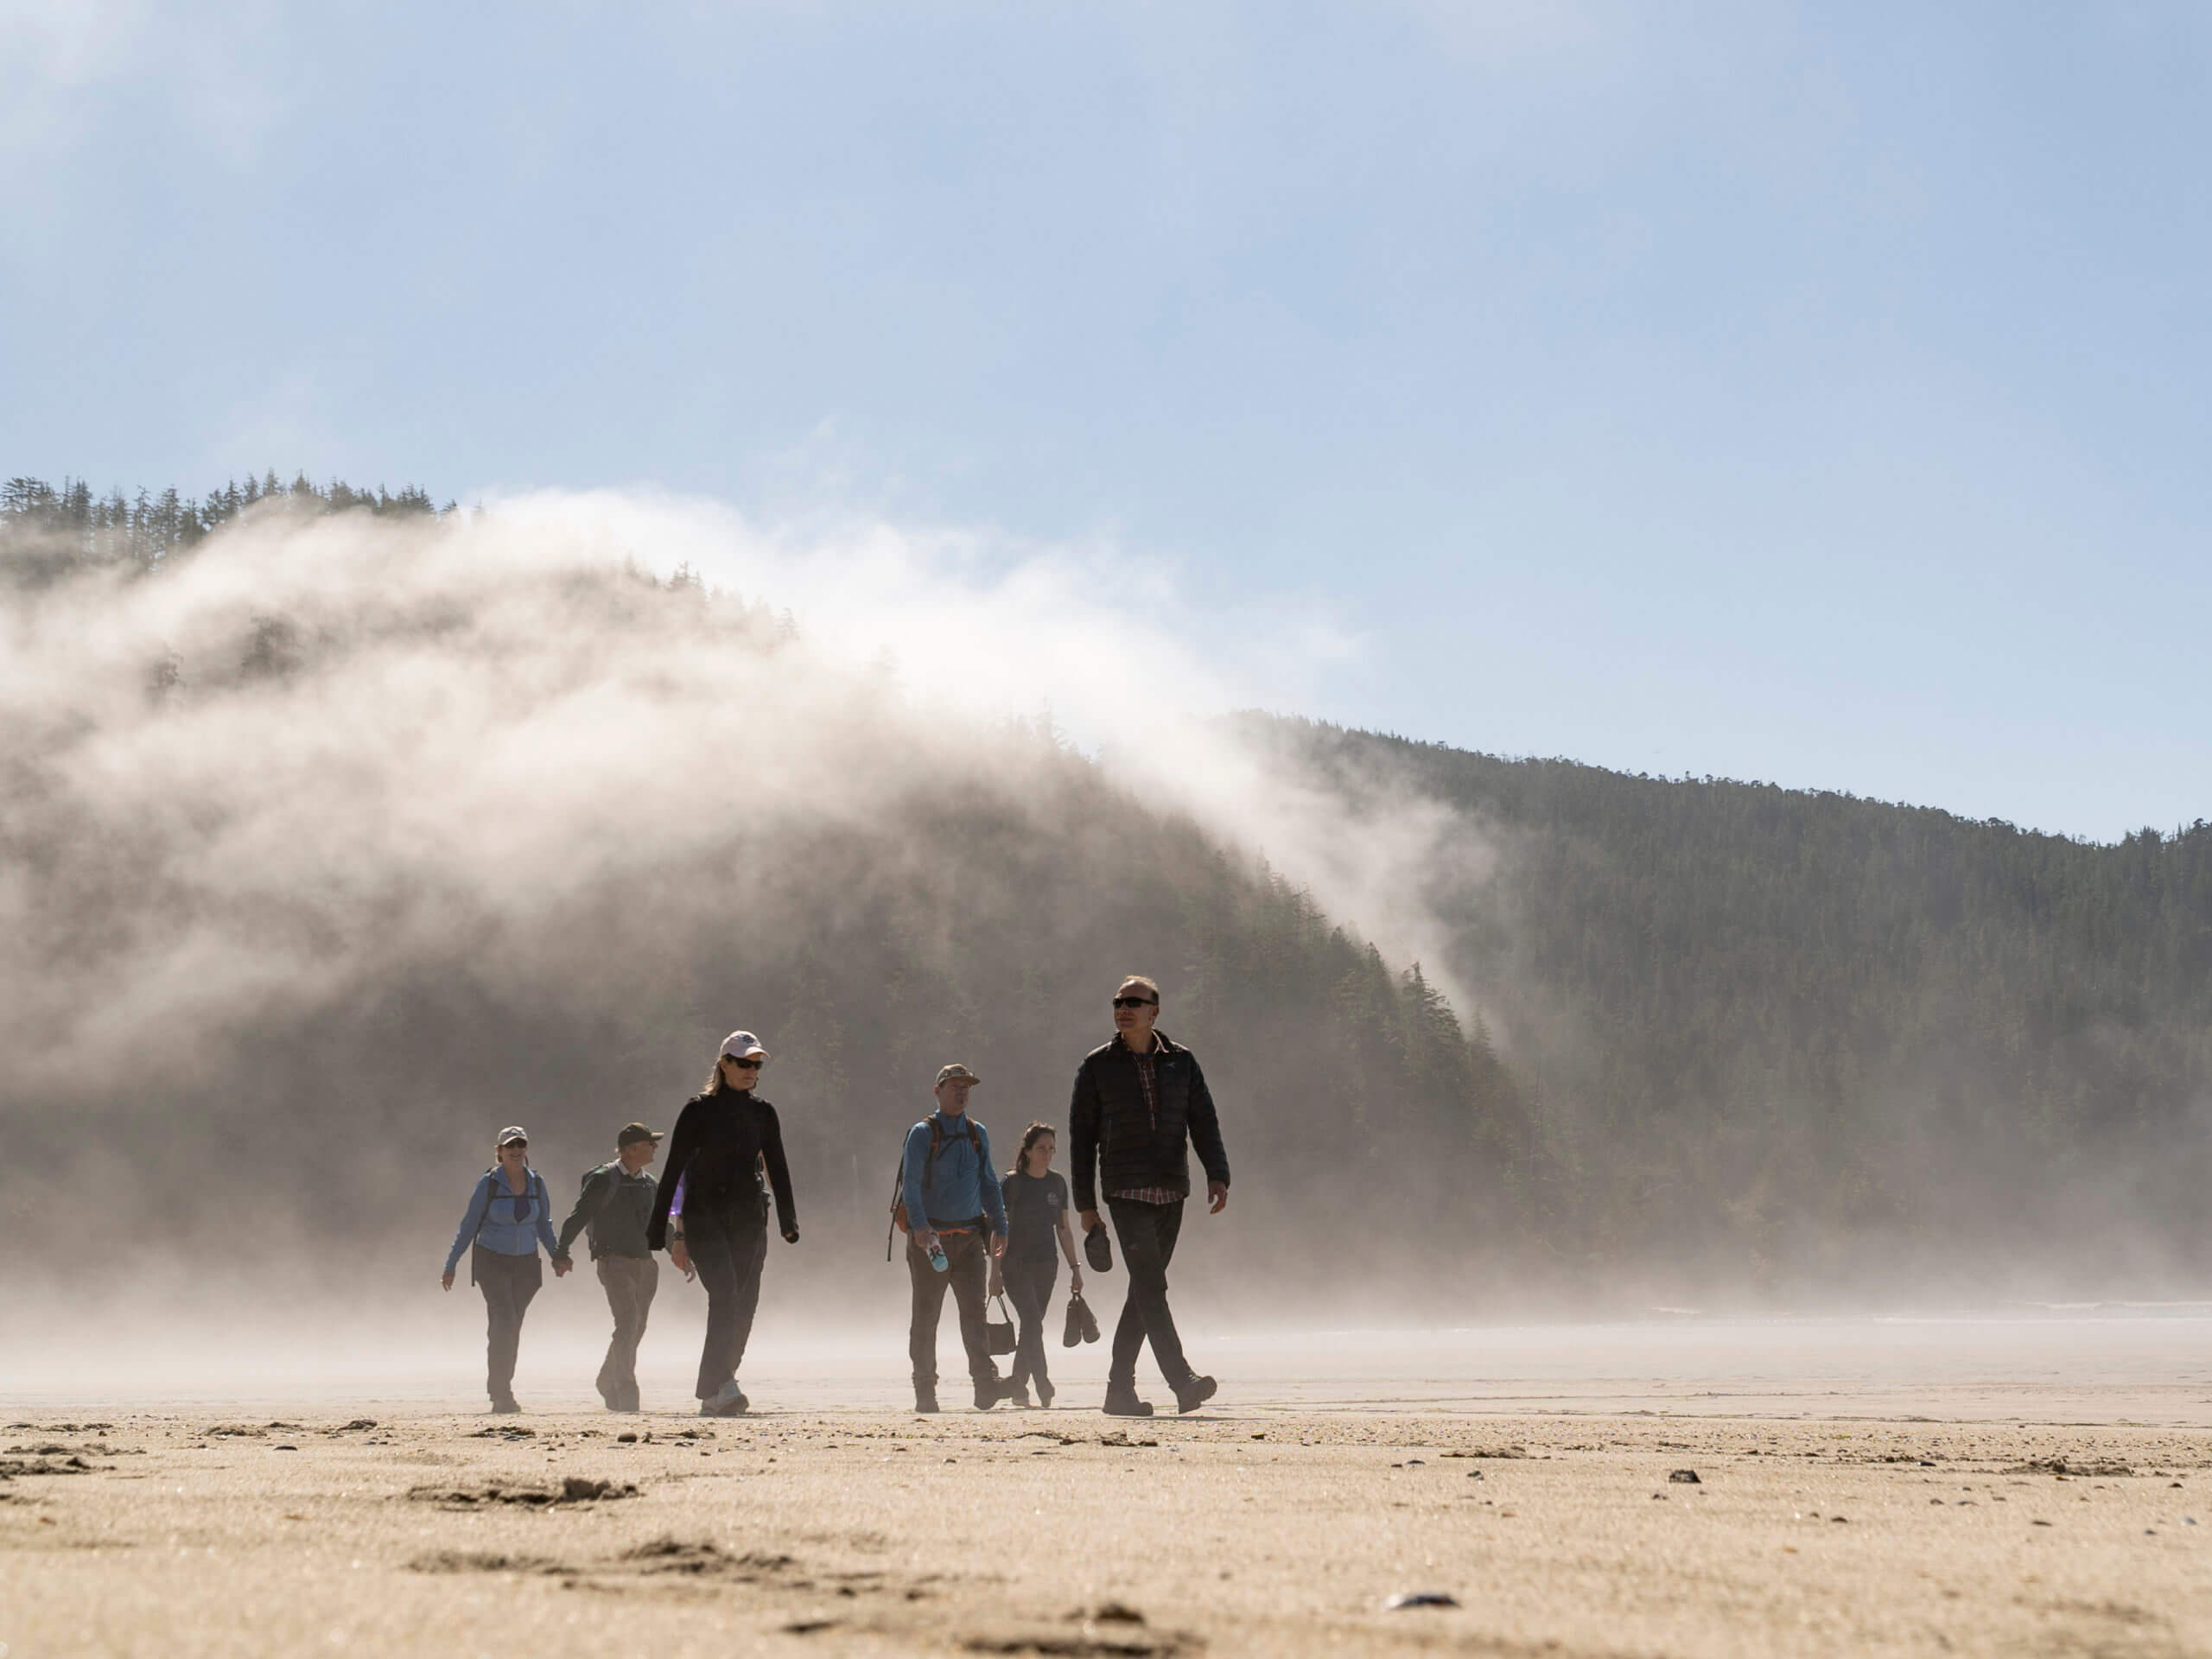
[
  {"x1": 1005, "y1": 1255, "x2": 1054, "y2": 1395},
  {"x1": 945, "y1": 1233, "x2": 999, "y2": 1395},
  {"x1": 476, "y1": 1246, "x2": 519, "y2": 1404},
  {"x1": 626, "y1": 1256, "x2": 658, "y2": 1408},
  {"x1": 509, "y1": 1253, "x2": 543, "y2": 1395},
  {"x1": 906, "y1": 1238, "x2": 951, "y2": 1398},
  {"x1": 594, "y1": 1257, "x2": 625, "y2": 1402},
  {"x1": 598, "y1": 1256, "x2": 652, "y2": 1407},
  {"x1": 686, "y1": 1213, "x2": 741, "y2": 1401},
  {"x1": 712, "y1": 1216, "x2": 769, "y2": 1385},
  {"x1": 1106, "y1": 1199, "x2": 1190, "y2": 1388}
]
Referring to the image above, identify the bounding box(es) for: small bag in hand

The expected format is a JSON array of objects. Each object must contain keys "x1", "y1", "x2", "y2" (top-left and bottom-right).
[
  {"x1": 986, "y1": 1293, "x2": 1018, "y2": 1356},
  {"x1": 1084, "y1": 1222, "x2": 1113, "y2": 1274},
  {"x1": 1062, "y1": 1290, "x2": 1101, "y2": 1348}
]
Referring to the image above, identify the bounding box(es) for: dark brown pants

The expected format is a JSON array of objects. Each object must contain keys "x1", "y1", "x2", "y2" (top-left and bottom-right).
[
  {"x1": 594, "y1": 1254, "x2": 658, "y2": 1407},
  {"x1": 472, "y1": 1244, "x2": 542, "y2": 1406},
  {"x1": 906, "y1": 1230, "x2": 998, "y2": 1390}
]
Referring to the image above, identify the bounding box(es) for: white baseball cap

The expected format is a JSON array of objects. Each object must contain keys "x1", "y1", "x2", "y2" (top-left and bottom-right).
[{"x1": 721, "y1": 1030, "x2": 769, "y2": 1063}]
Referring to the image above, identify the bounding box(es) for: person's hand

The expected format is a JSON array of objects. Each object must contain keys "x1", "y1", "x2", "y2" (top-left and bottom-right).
[
  {"x1": 1070, "y1": 1266, "x2": 1083, "y2": 1294},
  {"x1": 782, "y1": 1226, "x2": 800, "y2": 1244},
  {"x1": 1080, "y1": 1210, "x2": 1103, "y2": 1233},
  {"x1": 1207, "y1": 1180, "x2": 1229, "y2": 1215},
  {"x1": 552, "y1": 1255, "x2": 574, "y2": 1277},
  {"x1": 988, "y1": 1232, "x2": 1007, "y2": 1260},
  {"x1": 440, "y1": 1270, "x2": 454, "y2": 1292},
  {"x1": 671, "y1": 1239, "x2": 694, "y2": 1280},
  {"x1": 916, "y1": 1229, "x2": 939, "y2": 1255}
]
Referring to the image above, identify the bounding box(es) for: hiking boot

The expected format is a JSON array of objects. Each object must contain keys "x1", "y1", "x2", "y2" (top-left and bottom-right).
[
  {"x1": 1005, "y1": 1382, "x2": 1033, "y2": 1409},
  {"x1": 1102, "y1": 1384, "x2": 1154, "y2": 1417},
  {"x1": 1173, "y1": 1374, "x2": 1218, "y2": 1414},
  {"x1": 1034, "y1": 1377, "x2": 1056, "y2": 1409},
  {"x1": 490, "y1": 1396, "x2": 521, "y2": 1415},
  {"x1": 700, "y1": 1380, "x2": 748, "y2": 1417},
  {"x1": 915, "y1": 1386, "x2": 940, "y2": 1414},
  {"x1": 973, "y1": 1378, "x2": 1003, "y2": 1412}
]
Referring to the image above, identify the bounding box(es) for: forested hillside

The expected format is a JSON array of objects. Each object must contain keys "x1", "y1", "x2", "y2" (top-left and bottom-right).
[
  {"x1": 0, "y1": 477, "x2": 1523, "y2": 1310},
  {"x1": 10, "y1": 472, "x2": 2205, "y2": 1306},
  {"x1": 1242, "y1": 716, "x2": 2212, "y2": 1294}
]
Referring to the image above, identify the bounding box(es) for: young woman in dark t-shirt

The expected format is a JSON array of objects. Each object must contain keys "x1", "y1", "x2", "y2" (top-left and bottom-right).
[{"x1": 988, "y1": 1121, "x2": 1083, "y2": 1407}]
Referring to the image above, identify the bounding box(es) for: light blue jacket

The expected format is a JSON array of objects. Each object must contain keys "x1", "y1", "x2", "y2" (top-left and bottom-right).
[
  {"x1": 900, "y1": 1111, "x2": 1007, "y2": 1237},
  {"x1": 444, "y1": 1166, "x2": 562, "y2": 1274}
]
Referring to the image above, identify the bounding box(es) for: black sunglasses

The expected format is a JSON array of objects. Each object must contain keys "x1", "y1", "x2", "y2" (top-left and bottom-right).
[
  {"x1": 1112, "y1": 995, "x2": 1158, "y2": 1009},
  {"x1": 724, "y1": 1056, "x2": 763, "y2": 1069}
]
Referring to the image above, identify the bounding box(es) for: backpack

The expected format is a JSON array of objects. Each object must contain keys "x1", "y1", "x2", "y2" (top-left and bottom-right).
[
  {"x1": 884, "y1": 1117, "x2": 983, "y2": 1260},
  {"x1": 476, "y1": 1167, "x2": 546, "y2": 1235},
  {"x1": 574, "y1": 1162, "x2": 619, "y2": 1251}
]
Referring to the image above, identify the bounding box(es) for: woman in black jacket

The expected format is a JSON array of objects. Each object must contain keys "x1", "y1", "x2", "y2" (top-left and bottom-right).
[{"x1": 646, "y1": 1030, "x2": 799, "y2": 1416}]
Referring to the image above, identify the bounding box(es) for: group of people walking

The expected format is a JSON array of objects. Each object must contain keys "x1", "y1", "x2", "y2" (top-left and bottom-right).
[{"x1": 441, "y1": 976, "x2": 1233, "y2": 1419}]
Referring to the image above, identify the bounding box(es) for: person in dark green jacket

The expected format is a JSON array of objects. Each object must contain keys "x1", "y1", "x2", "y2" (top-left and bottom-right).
[{"x1": 556, "y1": 1122, "x2": 664, "y2": 1413}]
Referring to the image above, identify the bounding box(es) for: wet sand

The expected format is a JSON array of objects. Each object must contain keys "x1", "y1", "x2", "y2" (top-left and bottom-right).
[{"x1": 9, "y1": 1320, "x2": 2212, "y2": 1656}]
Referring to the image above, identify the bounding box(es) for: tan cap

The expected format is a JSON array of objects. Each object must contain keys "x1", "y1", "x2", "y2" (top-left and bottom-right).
[
  {"x1": 496, "y1": 1125, "x2": 529, "y2": 1147},
  {"x1": 616, "y1": 1122, "x2": 662, "y2": 1147},
  {"x1": 934, "y1": 1063, "x2": 981, "y2": 1087},
  {"x1": 720, "y1": 1029, "x2": 769, "y2": 1063}
]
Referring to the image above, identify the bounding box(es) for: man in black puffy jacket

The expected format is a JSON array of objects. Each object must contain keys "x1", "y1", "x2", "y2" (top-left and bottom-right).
[{"x1": 1069, "y1": 975, "x2": 1231, "y2": 1416}]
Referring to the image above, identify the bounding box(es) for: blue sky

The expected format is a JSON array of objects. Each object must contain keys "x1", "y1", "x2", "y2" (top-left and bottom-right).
[{"x1": 5, "y1": 2, "x2": 2207, "y2": 839}]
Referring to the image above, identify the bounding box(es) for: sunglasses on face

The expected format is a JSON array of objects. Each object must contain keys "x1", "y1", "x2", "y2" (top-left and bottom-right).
[
  {"x1": 725, "y1": 1057, "x2": 763, "y2": 1070},
  {"x1": 501, "y1": 1141, "x2": 527, "y2": 1152},
  {"x1": 1112, "y1": 996, "x2": 1158, "y2": 1009}
]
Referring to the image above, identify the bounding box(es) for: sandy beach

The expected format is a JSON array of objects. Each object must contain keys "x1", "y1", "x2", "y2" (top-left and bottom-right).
[{"x1": 9, "y1": 1318, "x2": 2212, "y2": 1656}]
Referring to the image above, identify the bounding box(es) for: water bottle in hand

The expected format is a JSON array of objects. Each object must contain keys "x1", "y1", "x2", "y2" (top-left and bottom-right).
[{"x1": 928, "y1": 1242, "x2": 949, "y2": 1273}]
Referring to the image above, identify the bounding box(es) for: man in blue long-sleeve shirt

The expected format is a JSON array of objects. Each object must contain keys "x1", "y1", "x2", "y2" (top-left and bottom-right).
[{"x1": 899, "y1": 1064, "x2": 1010, "y2": 1413}]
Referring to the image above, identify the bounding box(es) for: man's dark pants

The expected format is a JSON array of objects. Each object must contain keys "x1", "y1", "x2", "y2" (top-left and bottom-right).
[
  {"x1": 906, "y1": 1230, "x2": 998, "y2": 1392},
  {"x1": 471, "y1": 1243, "x2": 542, "y2": 1405},
  {"x1": 1105, "y1": 1197, "x2": 1190, "y2": 1389},
  {"x1": 1001, "y1": 1251, "x2": 1058, "y2": 1394},
  {"x1": 686, "y1": 1204, "x2": 767, "y2": 1401},
  {"x1": 594, "y1": 1253, "x2": 659, "y2": 1407}
]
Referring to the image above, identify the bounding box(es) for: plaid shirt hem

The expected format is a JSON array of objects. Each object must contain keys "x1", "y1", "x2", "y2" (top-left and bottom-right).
[{"x1": 1109, "y1": 1187, "x2": 1181, "y2": 1205}]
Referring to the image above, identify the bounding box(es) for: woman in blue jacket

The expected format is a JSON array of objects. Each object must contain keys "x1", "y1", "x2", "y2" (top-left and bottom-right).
[{"x1": 442, "y1": 1125, "x2": 571, "y2": 1412}]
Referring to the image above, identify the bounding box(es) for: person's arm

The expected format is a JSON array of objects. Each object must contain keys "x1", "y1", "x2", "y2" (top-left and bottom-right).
[
  {"x1": 531, "y1": 1173, "x2": 564, "y2": 1262},
  {"x1": 977, "y1": 1124, "x2": 1007, "y2": 1236},
  {"x1": 899, "y1": 1122, "x2": 935, "y2": 1249},
  {"x1": 556, "y1": 1166, "x2": 613, "y2": 1260},
  {"x1": 1057, "y1": 1167, "x2": 1084, "y2": 1282},
  {"x1": 1069, "y1": 1058, "x2": 1103, "y2": 1229},
  {"x1": 442, "y1": 1174, "x2": 493, "y2": 1284},
  {"x1": 666, "y1": 1172, "x2": 693, "y2": 1276},
  {"x1": 645, "y1": 1103, "x2": 696, "y2": 1253},
  {"x1": 1185, "y1": 1053, "x2": 1231, "y2": 1212},
  {"x1": 760, "y1": 1105, "x2": 798, "y2": 1241}
]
